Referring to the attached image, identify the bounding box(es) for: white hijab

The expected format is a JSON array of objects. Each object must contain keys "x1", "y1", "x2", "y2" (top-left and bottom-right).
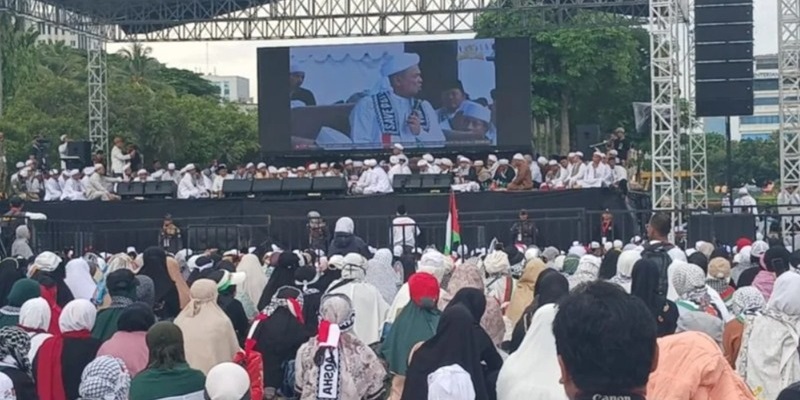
[
  {"x1": 59, "y1": 299, "x2": 97, "y2": 333},
  {"x1": 19, "y1": 297, "x2": 52, "y2": 363},
  {"x1": 736, "y1": 272, "x2": 800, "y2": 400},
  {"x1": 64, "y1": 259, "x2": 97, "y2": 301},
  {"x1": 334, "y1": 217, "x2": 355, "y2": 234},
  {"x1": 236, "y1": 254, "x2": 267, "y2": 307},
  {"x1": 326, "y1": 256, "x2": 389, "y2": 345},
  {"x1": 496, "y1": 304, "x2": 567, "y2": 400}
]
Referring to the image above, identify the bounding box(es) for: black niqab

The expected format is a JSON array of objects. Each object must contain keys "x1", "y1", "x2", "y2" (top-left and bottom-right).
[
  {"x1": 257, "y1": 252, "x2": 300, "y2": 310},
  {"x1": 138, "y1": 247, "x2": 179, "y2": 319},
  {"x1": 598, "y1": 251, "x2": 620, "y2": 280},
  {"x1": 446, "y1": 287, "x2": 486, "y2": 322}
]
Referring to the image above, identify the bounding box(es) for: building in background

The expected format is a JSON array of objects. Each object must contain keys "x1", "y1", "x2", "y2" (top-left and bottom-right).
[
  {"x1": 25, "y1": 17, "x2": 89, "y2": 49},
  {"x1": 203, "y1": 75, "x2": 251, "y2": 103},
  {"x1": 702, "y1": 54, "x2": 779, "y2": 141}
]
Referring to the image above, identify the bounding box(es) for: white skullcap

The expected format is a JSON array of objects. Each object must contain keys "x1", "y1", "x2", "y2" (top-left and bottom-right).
[
  {"x1": 60, "y1": 134, "x2": 67, "y2": 141},
  {"x1": 393, "y1": 143, "x2": 404, "y2": 151},
  {"x1": 498, "y1": 159, "x2": 509, "y2": 166},
  {"x1": 257, "y1": 162, "x2": 267, "y2": 169},
  {"x1": 568, "y1": 152, "x2": 576, "y2": 158},
  {"x1": 245, "y1": 162, "x2": 254, "y2": 169},
  {"x1": 512, "y1": 153, "x2": 525, "y2": 161},
  {"x1": 15, "y1": 162, "x2": 24, "y2": 169},
  {"x1": 205, "y1": 363, "x2": 250, "y2": 400},
  {"x1": 137, "y1": 169, "x2": 147, "y2": 175},
  {"x1": 180, "y1": 164, "x2": 195, "y2": 174},
  {"x1": 390, "y1": 156, "x2": 400, "y2": 164},
  {"x1": 19, "y1": 169, "x2": 28, "y2": 178},
  {"x1": 344, "y1": 159, "x2": 353, "y2": 165},
  {"x1": 458, "y1": 157, "x2": 471, "y2": 164},
  {"x1": 320, "y1": 163, "x2": 328, "y2": 168},
  {"x1": 613, "y1": 239, "x2": 623, "y2": 249},
  {"x1": 537, "y1": 156, "x2": 548, "y2": 164},
  {"x1": 423, "y1": 154, "x2": 434, "y2": 162},
  {"x1": 417, "y1": 159, "x2": 429, "y2": 167},
  {"x1": 576, "y1": 151, "x2": 584, "y2": 158},
  {"x1": 308, "y1": 163, "x2": 318, "y2": 171},
  {"x1": 590, "y1": 241, "x2": 601, "y2": 249},
  {"x1": 49, "y1": 169, "x2": 59, "y2": 175},
  {"x1": 297, "y1": 166, "x2": 306, "y2": 171},
  {"x1": 290, "y1": 63, "x2": 304, "y2": 74},
  {"x1": 548, "y1": 160, "x2": 558, "y2": 166},
  {"x1": 474, "y1": 160, "x2": 484, "y2": 167},
  {"x1": 70, "y1": 169, "x2": 81, "y2": 177},
  {"x1": 593, "y1": 151, "x2": 605, "y2": 158},
  {"x1": 353, "y1": 161, "x2": 363, "y2": 167},
  {"x1": 268, "y1": 166, "x2": 278, "y2": 173},
  {"x1": 461, "y1": 101, "x2": 491, "y2": 123},
  {"x1": 83, "y1": 167, "x2": 94, "y2": 175},
  {"x1": 608, "y1": 149, "x2": 618, "y2": 156},
  {"x1": 152, "y1": 170, "x2": 164, "y2": 179},
  {"x1": 488, "y1": 154, "x2": 498, "y2": 162},
  {"x1": 604, "y1": 242, "x2": 613, "y2": 251},
  {"x1": 25, "y1": 160, "x2": 33, "y2": 166},
  {"x1": 167, "y1": 163, "x2": 176, "y2": 170},
  {"x1": 277, "y1": 167, "x2": 287, "y2": 173},
  {"x1": 365, "y1": 159, "x2": 377, "y2": 167},
  {"x1": 441, "y1": 158, "x2": 453, "y2": 167},
  {"x1": 381, "y1": 53, "x2": 420, "y2": 77},
  {"x1": 738, "y1": 187, "x2": 748, "y2": 195}
]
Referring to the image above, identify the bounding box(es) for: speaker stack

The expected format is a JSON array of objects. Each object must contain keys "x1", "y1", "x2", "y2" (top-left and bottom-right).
[{"x1": 694, "y1": 0, "x2": 754, "y2": 117}]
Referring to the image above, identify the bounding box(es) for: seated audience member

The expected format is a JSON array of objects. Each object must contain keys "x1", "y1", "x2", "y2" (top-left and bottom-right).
[{"x1": 553, "y1": 281, "x2": 657, "y2": 400}]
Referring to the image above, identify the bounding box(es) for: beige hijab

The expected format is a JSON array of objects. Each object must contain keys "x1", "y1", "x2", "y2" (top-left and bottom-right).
[
  {"x1": 236, "y1": 254, "x2": 267, "y2": 307},
  {"x1": 174, "y1": 279, "x2": 240, "y2": 375},
  {"x1": 443, "y1": 260, "x2": 506, "y2": 345},
  {"x1": 506, "y1": 259, "x2": 546, "y2": 324}
]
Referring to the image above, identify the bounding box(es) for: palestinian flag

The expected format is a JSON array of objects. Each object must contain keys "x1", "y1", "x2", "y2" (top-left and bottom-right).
[{"x1": 444, "y1": 191, "x2": 461, "y2": 254}]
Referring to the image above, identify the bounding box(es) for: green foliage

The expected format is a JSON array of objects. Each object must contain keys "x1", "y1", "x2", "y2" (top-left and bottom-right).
[
  {"x1": 0, "y1": 37, "x2": 256, "y2": 167},
  {"x1": 705, "y1": 132, "x2": 780, "y2": 187},
  {"x1": 0, "y1": 12, "x2": 40, "y2": 108}
]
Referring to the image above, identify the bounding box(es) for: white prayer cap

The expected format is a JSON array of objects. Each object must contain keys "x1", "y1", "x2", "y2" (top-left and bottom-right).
[
  {"x1": 49, "y1": 169, "x2": 59, "y2": 175},
  {"x1": 488, "y1": 154, "x2": 498, "y2": 162},
  {"x1": 417, "y1": 159, "x2": 429, "y2": 167},
  {"x1": 603, "y1": 242, "x2": 613, "y2": 252},
  {"x1": 167, "y1": 163, "x2": 176, "y2": 170},
  {"x1": 137, "y1": 169, "x2": 147, "y2": 175},
  {"x1": 277, "y1": 167, "x2": 287, "y2": 173},
  {"x1": 458, "y1": 157, "x2": 471, "y2": 164},
  {"x1": 393, "y1": 143, "x2": 404, "y2": 151},
  {"x1": 381, "y1": 53, "x2": 420, "y2": 77},
  {"x1": 15, "y1": 162, "x2": 24, "y2": 169},
  {"x1": 593, "y1": 151, "x2": 604, "y2": 158},
  {"x1": 613, "y1": 239, "x2": 623, "y2": 249},
  {"x1": 344, "y1": 159, "x2": 353, "y2": 165},
  {"x1": 297, "y1": 166, "x2": 306, "y2": 171},
  {"x1": 257, "y1": 162, "x2": 267, "y2": 169},
  {"x1": 180, "y1": 164, "x2": 195, "y2": 174},
  {"x1": 93, "y1": 163, "x2": 104, "y2": 170},
  {"x1": 152, "y1": 170, "x2": 164, "y2": 179},
  {"x1": 246, "y1": 162, "x2": 255, "y2": 169},
  {"x1": 576, "y1": 151, "x2": 584, "y2": 158},
  {"x1": 390, "y1": 156, "x2": 400, "y2": 165},
  {"x1": 512, "y1": 153, "x2": 525, "y2": 161},
  {"x1": 461, "y1": 101, "x2": 491, "y2": 123},
  {"x1": 434, "y1": 158, "x2": 442, "y2": 165},
  {"x1": 365, "y1": 159, "x2": 378, "y2": 167},
  {"x1": 70, "y1": 169, "x2": 81, "y2": 177},
  {"x1": 60, "y1": 134, "x2": 67, "y2": 141},
  {"x1": 83, "y1": 167, "x2": 94, "y2": 175},
  {"x1": 423, "y1": 154, "x2": 434, "y2": 162},
  {"x1": 353, "y1": 161, "x2": 364, "y2": 167},
  {"x1": 537, "y1": 156, "x2": 548, "y2": 164},
  {"x1": 320, "y1": 163, "x2": 329, "y2": 168},
  {"x1": 25, "y1": 160, "x2": 33, "y2": 166},
  {"x1": 379, "y1": 160, "x2": 388, "y2": 167},
  {"x1": 126, "y1": 246, "x2": 137, "y2": 254},
  {"x1": 738, "y1": 187, "x2": 748, "y2": 195},
  {"x1": 568, "y1": 152, "x2": 576, "y2": 158},
  {"x1": 474, "y1": 160, "x2": 484, "y2": 167},
  {"x1": 268, "y1": 166, "x2": 278, "y2": 173},
  {"x1": 498, "y1": 159, "x2": 509, "y2": 166},
  {"x1": 441, "y1": 158, "x2": 453, "y2": 167},
  {"x1": 590, "y1": 241, "x2": 601, "y2": 249},
  {"x1": 290, "y1": 63, "x2": 304, "y2": 74},
  {"x1": 308, "y1": 163, "x2": 318, "y2": 171},
  {"x1": 548, "y1": 160, "x2": 557, "y2": 166},
  {"x1": 19, "y1": 169, "x2": 28, "y2": 178},
  {"x1": 608, "y1": 149, "x2": 618, "y2": 156}
]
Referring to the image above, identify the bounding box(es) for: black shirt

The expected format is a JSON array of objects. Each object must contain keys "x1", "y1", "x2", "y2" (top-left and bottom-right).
[
  {"x1": 614, "y1": 137, "x2": 631, "y2": 160},
  {"x1": 290, "y1": 87, "x2": 317, "y2": 106}
]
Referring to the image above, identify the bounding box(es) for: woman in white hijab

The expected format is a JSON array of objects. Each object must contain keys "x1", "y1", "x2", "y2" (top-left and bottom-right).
[
  {"x1": 736, "y1": 272, "x2": 800, "y2": 400},
  {"x1": 365, "y1": 248, "x2": 401, "y2": 304},
  {"x1": 63, "y1": 258, "x2": 97, "y2": 301},
  {"x1": 496, "y1": 303, "x2": 566, "y2": 400},
  {"x1": 483, "y1": 250, "x2": 513, "y2": 306},
  {"x1": 236, "y1": 254, "x2": 267, "y2": 320},
  {"x1": 608, "y1": 250, "x2": 640, "y2": 293},
  {"x1": 205, "y1": 362, "x2": 251, "y2": 400},
  {"x1": 568, "y1": 255, "x2": 600, "y2": 289},
  {"x1": 326, "y1": 253, "x2": 389, "y2": 345},
  {"x1": 17, "y1": 297, "x2": 52, "y2": 363}
]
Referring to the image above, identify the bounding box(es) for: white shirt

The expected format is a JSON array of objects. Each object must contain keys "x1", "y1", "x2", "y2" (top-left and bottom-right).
[
  {"x1": 110, "y1": 145, "x2": 130, "y2": 174},
  {"x1": 58, "y1": 142, "x2": 68, "y2": 170},
  {"x1": 610, "y1": 165, "x2": 628, "y2": 184},
  {"x1": 530, "y1": 162, "x2": 542, "y2": 184},
  {"x1": 580, "y1": 162, "x2": 610, "y2": 188},
  {"x1": 178, "y1": 173, "x2": 204, "y2": 199},
  {"x1": 392, "y1": 216, "x2": 420, "y2": 248},
  {"x1": 87, "y1": 173, "x2": 113, "y2": 198},
  {"x1": 61, "y1": 178, "x2": 86, "y2": 201},
  {"x1": 162, "y1": 170, "x2": 180, "y2": 183},
  {"x1": 211, "y1": 174, "x2": 233, "y2": 194},
  {"x1": 349, "y1": 91, "x2": 446, "y2": 148},
  {"x1": 566, "y1": 163, "x2": 587, "y2": 187},
  {"x1": 363, "y1": 166, "x2": 393, "y2": 194},
  {"x1": 734, "y1": 195, "x2": 758, "y2": 214},
  {"x1": 388, "y1": 164, "x2": 412, "y2": 181},
  {"x1": 44, "y1": 177, "x2": 61, "y2": 201}
]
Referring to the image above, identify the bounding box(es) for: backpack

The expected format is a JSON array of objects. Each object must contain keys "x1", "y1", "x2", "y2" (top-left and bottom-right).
[
  {"x1": 233, "y1": 317, "x2": 265, "y2": 400},
  {"x1": 640, "y1": 242, "x2": 675, "y2": 297}
]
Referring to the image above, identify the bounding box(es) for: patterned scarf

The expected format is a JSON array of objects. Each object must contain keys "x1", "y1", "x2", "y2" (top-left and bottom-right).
[{"x1": 0, "y1": 326, "x2": 32, "y2": 376}]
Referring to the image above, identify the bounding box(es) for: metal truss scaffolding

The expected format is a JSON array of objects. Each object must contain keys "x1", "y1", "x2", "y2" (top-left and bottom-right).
[
  {"x1": 649, "y1": 0, "x2": 680, "y2": 212},
  {"x1": 88, "y1": 39, "x2": 109, "y2": 157},
  {"x1": 681, "y1": 0, "x2": 707, "y2": 210},
  {"x1": 780, "y1": 0, "x2": 800, "y2": 238}
]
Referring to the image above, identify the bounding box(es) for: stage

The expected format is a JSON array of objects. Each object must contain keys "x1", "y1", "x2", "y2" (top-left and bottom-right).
[{"x1": 19, "y1": 189, "x2": 637, "y2": 254}]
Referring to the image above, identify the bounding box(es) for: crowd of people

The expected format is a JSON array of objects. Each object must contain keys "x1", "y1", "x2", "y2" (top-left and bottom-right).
[
  {"x1": 5, "y1": 129, "x2": 641, "y2": 201},
  {"x1": 0, "y1": 211, "x2": 798, "y2": 399}
]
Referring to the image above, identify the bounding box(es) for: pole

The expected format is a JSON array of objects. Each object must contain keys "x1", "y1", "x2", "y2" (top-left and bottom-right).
[
  {"x1": 0, "y1": 41, "x2": 4, "y2": 118},
  {"x1": 725, "y1": 116, "x2": 733, "y2": 212}
]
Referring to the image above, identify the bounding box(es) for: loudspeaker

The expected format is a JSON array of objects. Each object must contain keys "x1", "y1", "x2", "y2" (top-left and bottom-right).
[
  {"x1": 144, "y1": 181, "x2": 177, "y2": 198},
  {"x1": 116, "y1": 182, "x2": 145, "y2": 198},
  {"x1": 574, "y1": 124, "x2": 603, "y2": 155},
  {"x1": 222, "y1": 179, "x2": 253, "y2": 197},
  {"x1": 311, "y1": 177, "x2": 347, "y2": 192},
  {"x1": 252, "y1": 179, "x2": 283, "y2": 194},
  {"x1": 694, "y1": 0, "x2": 754, "y2": 117},
  {"x1": 65, "y1": 141, "x2": 92, "y2": 168},
  {"x1": 392, "y1": 174, "x2": 419, "y2": 192},
  {"x1": 420, "y1": 174, "x2": 453, "y2": 192},
  {"x1": 282, "y1": 178, "x2": 313, "y2": 192},
  {"x1": 687, "y1": 214, "x2": 756, "y2": 245}
]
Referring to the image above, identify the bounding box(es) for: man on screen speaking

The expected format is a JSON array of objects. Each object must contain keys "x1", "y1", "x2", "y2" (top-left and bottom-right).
[{"x1": 349, "y1": 53, "x2": 445, "y2": 148}]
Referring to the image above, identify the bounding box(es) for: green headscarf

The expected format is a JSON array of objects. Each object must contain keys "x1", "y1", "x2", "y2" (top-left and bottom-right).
[
  {"x1": 380, "y1": 302, "x2": 440, "y2": 375},
  {"x1": 6, "y1": 279, "x2": 40, "y2": 307}
]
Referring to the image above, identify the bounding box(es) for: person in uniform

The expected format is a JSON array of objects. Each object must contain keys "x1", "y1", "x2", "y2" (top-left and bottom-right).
[
  {"x1": 289, "y1": 64, "x2": 316, "y2": 107},
  {"x1": 349, "y1": 53, "x2": 445, "y2": 148}
]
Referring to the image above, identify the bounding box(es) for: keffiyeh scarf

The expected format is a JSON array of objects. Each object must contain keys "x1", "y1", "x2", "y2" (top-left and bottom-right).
[
  {"x1": 79, "y1": 356, "x2": 131, "y2": 400},
  {"x1": 0, "y1": 326, "x2": 31, "y2": 375}
]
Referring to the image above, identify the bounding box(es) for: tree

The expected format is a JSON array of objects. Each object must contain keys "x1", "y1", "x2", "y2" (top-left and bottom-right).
[
  {"x1": 117, "y1": 42, "x2": 158, "y2": 86},
  {"x1": 0, "y1": 11, "x2": 40, "y2": 115},
  {"x1": 705, "y1": 132, "x2": 780, "y2": 188},
  {"x1": 475, "y1": 11, "x2": 650, "y2": 154}
]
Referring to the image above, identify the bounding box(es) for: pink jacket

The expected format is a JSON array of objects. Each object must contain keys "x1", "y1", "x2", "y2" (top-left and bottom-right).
[{"x1": 648, "y1": 332, "x2": 755, "y2": 400}]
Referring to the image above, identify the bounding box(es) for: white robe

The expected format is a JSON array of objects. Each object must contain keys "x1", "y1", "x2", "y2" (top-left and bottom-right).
[
  {"x1": 350, "y1": 91, "x2": 445, "y2": 147},
  {"x1": 44, "y1": 178, "x2": 62, "y2": 201},
  {"x1": 530, "y1": 162, "x2": 542, "y2": 184},
  {"x1": 609, "y1": 165, "x2": 628, "y2": 185},
  {"x1": 327, "y1": 280, "x2": 389, "y2": 346},
  {"x1": 60, "y1": 178, "x2": 86, "y2": 201},
  {"x1": 110, "y1": 146, "x2": 130, "y2": 175},
  {"x1": 86, "y1": 173, "x2": 113, "y2": 200},
  {"x1": 579, "y1": 163, "x2": 610, "y2": 188},
  {"x1": 366, "y1": 167, "x2": 393, "y2": 194},
  {"x1": 565, "y1": 163, "x2": 586, "y2": 188},
  {"x1": 733, "y1": 195, "x2": 759, "y2": 214},
  {"x1": 388, "y1": 164, "x2": 412, "y2": 181},
  {"x1": 178, "y1": 174, "x2": 205, "y2": 199}
]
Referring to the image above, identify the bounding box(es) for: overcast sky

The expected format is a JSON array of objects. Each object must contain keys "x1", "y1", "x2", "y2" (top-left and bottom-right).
[{"x1": 107, "y1": 2, "x2": 778, "y2": 102}]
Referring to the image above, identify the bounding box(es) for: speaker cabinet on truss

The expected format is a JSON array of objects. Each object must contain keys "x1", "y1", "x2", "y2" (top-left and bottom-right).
[{"x1": 694, "y1": 0, "x2": 754, "y2": 117}]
